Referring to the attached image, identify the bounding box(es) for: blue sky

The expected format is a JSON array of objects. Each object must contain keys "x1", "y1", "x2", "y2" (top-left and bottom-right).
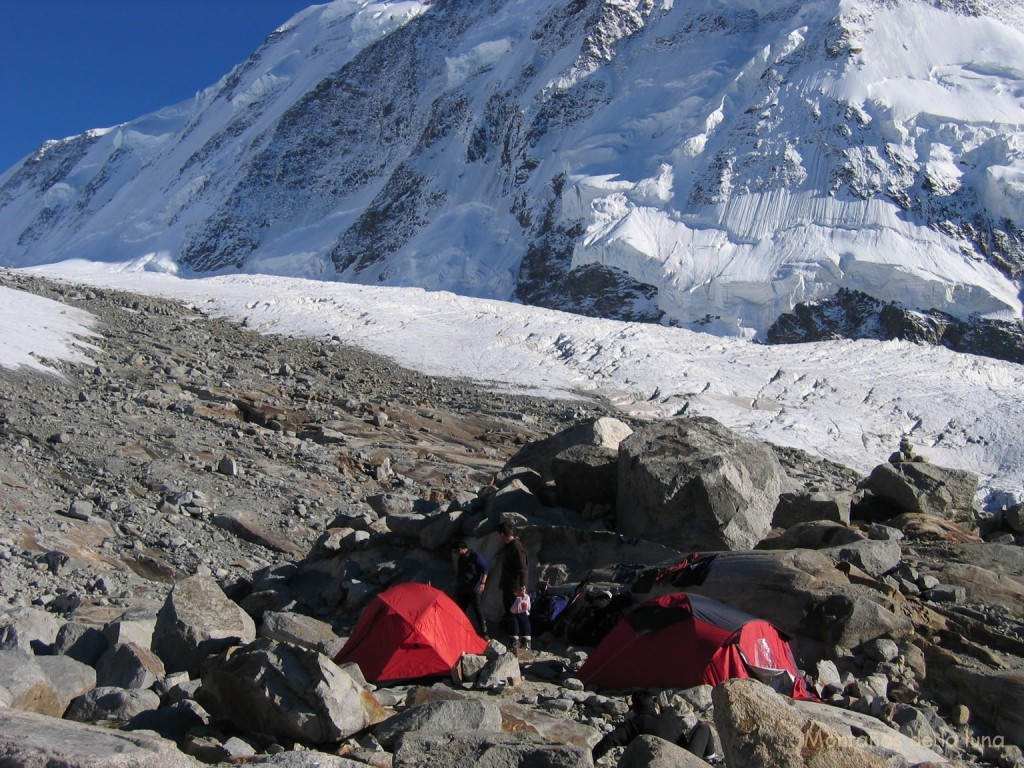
[{"x1": 0, "y1": 0, "x2": 313, "y2": 172}]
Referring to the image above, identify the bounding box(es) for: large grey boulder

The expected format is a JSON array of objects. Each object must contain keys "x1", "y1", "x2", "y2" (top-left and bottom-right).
[
  {"x1": 372, "y1": 698, "x2": 503, "y2": 749},
  {"x1": 0, "y1": 606, "x2": 62, "y2": 653},
  {"x1": 197, "y1": 638, "x2": 386, "y2": 745},
  {"x1": 153, "y1": 574, "x2": 256, "y2": 678},
  {"x1": 0, "y1": 708, "x2": 201, "y2": 768},
  {"x1": 792, "y1": 699, "x2": 950, "y2": 765},
  {"x1": 756, "y1": 521, "x2": 863, "y2": 551},
  {"x1": 393, "y1": 731, "x2": 592, "y2": 768},
  {"x1": 859, "y1": 460, "x2": 979, "y2": 523},
  {"x1": 65, "y1": 686, "x2": 161, "y2": 724},
  {"x1": 96, "y1": 642, "x2": 166, "y2": 689},
  {"x1": 550, "y1": 443, "x2": 620, "y2": 512},
  {"x1": 34, "y1": 654, "x2": 97, "y2": 715},
  {"x1": 773, "y1": 490, "x2": 852, "y2": 529},
  {"x1": 712, "y1": 678, "x2": 890, "y2": 767},
  {"x1": 505, "y1": 416, "x2": 633, "y2": 482},
  {"x1": 53, "y1": 621, "x2": 110, "y2": 665},
  {"x1": 804, "y1": 593, "x2": 914, "y2": 652},
  {"x1": 0, "y1": 649, "x2": 63, "y2": 716},
  {"x1": 246, "y1": 754, "x2": 369, "y2": 767},
  {"x1": 103, "y1": 602, "x2": 160, "y2": 650},
  {"x1": 618, "y1": 734, "x2": 709, "y2": 767},
  {"x1": 820, "y1": 538, "x2": 902, "y2": 578},
  {"x1": 258, "y1": 610, "x2": 345, "y2": 657},
  {"x1": 616, "y1": 418, "x2": 786, "y2": 551}
]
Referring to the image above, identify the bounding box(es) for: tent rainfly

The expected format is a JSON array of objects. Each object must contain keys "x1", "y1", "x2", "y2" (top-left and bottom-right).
[
  {"x1": 578, "y1": 591, "x2": 814, "y2": 700},
  {"x1": 333, "y1": 582, "x2": 488, "y2": 684}
]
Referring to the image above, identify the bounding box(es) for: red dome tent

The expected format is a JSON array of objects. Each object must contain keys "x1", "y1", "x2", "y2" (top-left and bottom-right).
[
  {"x1": 578, "y1": 592, "x2": 813, "y2": 700},
  {"x1": 333, "y1": 583, "x2": 488, "y2": 684}
]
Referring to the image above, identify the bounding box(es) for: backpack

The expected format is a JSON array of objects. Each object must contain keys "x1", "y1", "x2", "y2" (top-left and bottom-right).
[
  {"x1": 562, "y1": 589, "x2": 633, "y2": 646},
  {"x1": 531, "y1": 593, "x2": 569, "y2": 634}
]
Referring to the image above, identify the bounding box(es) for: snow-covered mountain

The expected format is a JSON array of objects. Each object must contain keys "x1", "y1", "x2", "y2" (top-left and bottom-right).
[{"x1": 1, "y1": 0, "x2": 1022, "y2": 345}]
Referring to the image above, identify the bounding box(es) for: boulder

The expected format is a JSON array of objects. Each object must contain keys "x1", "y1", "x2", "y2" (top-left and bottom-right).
[
  {"x1": 197, "y1": 638, "x2": 386, "y2": 745},
  {"x1": 885, "y1": 513, "x2": 982, "y2": 543},
  {"x1": 0, "y1": 708, "x2": 201, "y2": 767},
  {"x1": 773, "y1": 491, "x2": 852, "y2": 529},
  {"x1": 153, "y1": 574, "x2": 256, "y2": 678},
  {"x1": 34, "y1": 654, "x2": 97, "y2": 715},
  {"x1": 258, "y1": 610, "x2": 345, "y2": 657},
  {"x1": 677, "y1": 549, "x2": 849, "y2": 640},
  {"x1": 820, "y1": 539, "x2": 902, "y2": 578},
  {"x1": 103, "y1": 603, "x2": 160, "y2": 650},
  {"x1": 616, "y1": 418, "x2": 786, "y2": 551},
  {"x1": 804, "y1": 593, "x2": 914, "y2": 651},
  {"x1": 246, "y1": 753, "x2": 369, "y2": 767},
  {"x1": 756, "y1": 521, "x2": 863, "y2": 551},
  {"x1": 52, "y1": 621, "x2": 110, "y2": 665},
  {"x1": 372, "y1": 698, "x2": 503, "y2": 749},
  {"x1": 0, "y1": 649, "x2": 63, "y2": 716},
  {"x1": 792, "y1": 699, "x2": 950, "y2": 764},
  {"x1": 392, "y1": 731, "x2": 592, "y2": 768},
  {"x1": 419, "y1": 510, "x2": 462, "y2": 551},
  {"x1": 550, "y1": 443, "x2": 619, "y2": 512},
  {"x1": 925, "y1": 645, "x2": 1024, "y2": 747},
  {"x1": 96, "y1": 642, "x2": 166, "y2": 689},
  {"x1": 505, "y1": 416, "x2": 633, "y2": 482},
  {"x1": 859, "y1": 460, "x2": 979, "y2": 523},
  {"x1": 618, "y1": 734, "x2": 709, "y2": 767},
  {"x1": 713, "y1": 678, "x2": 890, "y2": 767},
  {"x1": 65, "y1": 686, "x2": 161, "y2": 723},
  {"x1": 0, "y1": 606, "x2": 62, "y2": 653},
  {"x1": 485, "y1": 479, "x2": 544, "y2": 518}
]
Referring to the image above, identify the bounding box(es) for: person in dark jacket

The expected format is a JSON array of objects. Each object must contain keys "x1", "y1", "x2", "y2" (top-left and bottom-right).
[
  {"x1": 591, "y1": 692, "x2": 718, "y2": 762},
  {"x1": 451, "y1": 540, "x2": 489, "y2": 637},
  {"x1": 497, "y1": 521, "x2": 531, "y2": 651}
]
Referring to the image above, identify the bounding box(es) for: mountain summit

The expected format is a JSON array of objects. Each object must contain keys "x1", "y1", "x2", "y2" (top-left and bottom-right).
[{"x1": 2, "y1": 0, "x2": 1022, "y2": 342}]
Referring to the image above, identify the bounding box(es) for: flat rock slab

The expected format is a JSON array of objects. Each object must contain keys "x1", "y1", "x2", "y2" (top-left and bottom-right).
[{"x1": 0, "y1": 708, "x2": 201, "y2": 767}]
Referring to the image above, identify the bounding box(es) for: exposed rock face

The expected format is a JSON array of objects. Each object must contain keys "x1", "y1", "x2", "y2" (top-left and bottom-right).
[
  {"x1": 617, "y1": 418, "x2": 786, "y2": 551},
  {"x1": 768, "y1": 289, "x2": 1024, "y2": 365}
]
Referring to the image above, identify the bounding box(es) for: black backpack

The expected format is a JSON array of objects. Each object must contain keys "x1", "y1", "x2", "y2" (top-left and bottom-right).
[{"x1": 562, "y1": 590, "x2": 633, "y2": 646}]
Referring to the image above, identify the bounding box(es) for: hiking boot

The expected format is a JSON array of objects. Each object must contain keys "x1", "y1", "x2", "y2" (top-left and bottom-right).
[
  {"x1": 510, "y1": 636, "x2": 520, "y2": 652},
  {"x1": 522, "y1": 636, "x2": 531, "y2": 651}
]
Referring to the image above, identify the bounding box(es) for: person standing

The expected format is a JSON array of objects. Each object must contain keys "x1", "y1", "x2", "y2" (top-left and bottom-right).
[
  {"x1": 451, "y1": 540, "x2": 489, "y2": 638},
  {"x1": 497, "y1": 521, "x2": 531, "y2": 651}
]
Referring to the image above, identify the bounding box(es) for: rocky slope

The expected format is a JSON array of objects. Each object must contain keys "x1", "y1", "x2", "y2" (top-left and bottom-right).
[{"x1": 3, "y1": 272, "x2": 1024, "y2": 768}]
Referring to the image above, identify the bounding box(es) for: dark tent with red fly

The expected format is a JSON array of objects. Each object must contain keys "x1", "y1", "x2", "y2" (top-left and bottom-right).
[{"x1": 578, "y1": 591, "x2": 814, "y2": 700}]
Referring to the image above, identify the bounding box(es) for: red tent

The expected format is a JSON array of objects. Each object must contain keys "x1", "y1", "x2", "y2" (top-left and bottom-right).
[
  {"x1": 578, "y1": 592, "x2": 814, "y2": 700},
  {"x1": 333, "y1": 583, "x2": 488, "y2": 684}
]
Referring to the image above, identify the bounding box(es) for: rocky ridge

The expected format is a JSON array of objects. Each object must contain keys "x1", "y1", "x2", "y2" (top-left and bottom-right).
[{"x1": 2, "y1": 271, "x2": 1024, "y2": 768}]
